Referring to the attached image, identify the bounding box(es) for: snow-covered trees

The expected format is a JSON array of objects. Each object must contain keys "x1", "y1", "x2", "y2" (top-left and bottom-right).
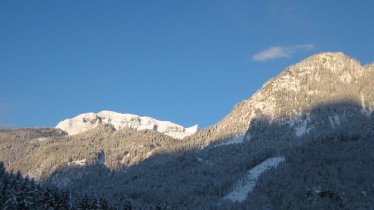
[
  {"x1": 247, "y1": 135, "x2": 374, "y2": 210},
  {"x1": 0, "y1": 162, "x2": 116, "y2": 209}
]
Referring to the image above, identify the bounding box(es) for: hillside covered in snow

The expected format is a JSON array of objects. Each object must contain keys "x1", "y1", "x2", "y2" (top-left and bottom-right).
[{"x1": 56, "y1": 110, "x2": 199, "y2": 139}]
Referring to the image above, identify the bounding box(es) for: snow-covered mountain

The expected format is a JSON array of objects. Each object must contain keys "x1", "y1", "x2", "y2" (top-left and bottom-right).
[
  {"x1": 198, "y1": 52, "x2": 374, "y2": 145},
  {"x1": 56, "y1": 110, "x2": 199, "y2": 139}
]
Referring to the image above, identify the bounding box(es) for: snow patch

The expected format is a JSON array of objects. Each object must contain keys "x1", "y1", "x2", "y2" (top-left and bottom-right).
[
  {"x1": 328, "y1": 115, "x2": 341, "y2": 129},
  {"x1": 215, "y1": 133, "x2": 245, "y2": 147},
  {"x1": 36, "y1": 137, "x2": 48, "y2": 142},
  {"x1": 361, "y1": 93, "x2": 366, "y2": 110},
  {"x1": 166, "y1": 125, "x2": 199, "y2": 139},
  {"x1": 68, "y1": 159, "x2": 86, "y2": 166},
  {"x1": 333, "y1": 115, "x2": 341, "y2": 125},
  {"x1": 292, "y1": 114, "x2": 311, "y2": 137},
  {"x1": 295, "y1": 121, "x2": 308, "y2": 137},
  {"x1": 361, "y1": 94, "x2": 372, "y2": 117},
  {"x1": 145, "y1": 151, "x2": 154, "y2": 159},
  {"x1": 328, "y1": 116, "x2": 335, "y2": 129},
  {"x1": 223, "y1": 156, "x2": 285, "y2": 203},
  {"x1": 197, "y1": 157, "x2": 214, "y2": 166}
]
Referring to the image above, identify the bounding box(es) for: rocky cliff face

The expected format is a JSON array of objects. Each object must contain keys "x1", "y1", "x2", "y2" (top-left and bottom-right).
[{"x1": 197, "y1": 52, "x2": 374, "y2": 145}]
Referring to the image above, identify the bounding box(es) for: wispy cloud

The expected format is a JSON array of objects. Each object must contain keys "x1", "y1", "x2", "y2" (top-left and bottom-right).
[{"x1": 252, "y1": 44, "x2": 314, "y2": 62}]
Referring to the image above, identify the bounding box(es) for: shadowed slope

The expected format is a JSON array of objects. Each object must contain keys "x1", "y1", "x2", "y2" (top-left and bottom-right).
[{"x1": 42, "y1": 100, "x2": 374, "y2": 209}]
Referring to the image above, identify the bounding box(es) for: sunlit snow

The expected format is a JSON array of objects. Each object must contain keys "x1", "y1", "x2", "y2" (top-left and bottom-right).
[
  {"x1": 56, "y1": 110, "x2": 198, "y2": 139},
  {"x1": 215, "y1": 133, "x2": 246, "y2": 147}
]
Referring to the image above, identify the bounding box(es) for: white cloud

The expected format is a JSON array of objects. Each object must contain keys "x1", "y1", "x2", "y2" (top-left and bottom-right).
[{"x1": 252, "y1": 44, "x2": 314, "y2": 62}]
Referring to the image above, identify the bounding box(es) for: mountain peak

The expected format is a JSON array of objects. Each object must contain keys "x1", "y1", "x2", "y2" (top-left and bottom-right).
[
  {"x1": 197, "y1": 52, "x2": 373, "y2": 145},
  {"x1": 310, "y1": 51, "x2": 346, "y2": 58},
  {"x1": 56, "y1": 110, "x2": 199, "y2": 139},
  {"x1": 302, "y1": 52, "x2": 350, "y2": 62},
  {"x1": 290, "y1": 51, "x2": 362, "y2": 74}
]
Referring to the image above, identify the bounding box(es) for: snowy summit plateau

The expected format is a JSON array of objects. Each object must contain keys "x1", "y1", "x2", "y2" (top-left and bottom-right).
[{"x1": 56, "y1": 110, "x2": 199, "y2": 139}]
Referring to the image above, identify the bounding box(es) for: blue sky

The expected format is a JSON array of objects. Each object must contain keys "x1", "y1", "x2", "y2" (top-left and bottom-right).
[{"x1": 1, "y1": 0, "x2": 374, "y2": 128}]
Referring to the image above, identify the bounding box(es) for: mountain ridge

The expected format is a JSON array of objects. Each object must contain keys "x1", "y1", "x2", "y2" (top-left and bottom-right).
[
  {"x1": 190, "y1": 52, "x2": 373, "y2": 146},
  {"x1": 56, "y1": 110, "x2": 199, "y2": 139}
]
